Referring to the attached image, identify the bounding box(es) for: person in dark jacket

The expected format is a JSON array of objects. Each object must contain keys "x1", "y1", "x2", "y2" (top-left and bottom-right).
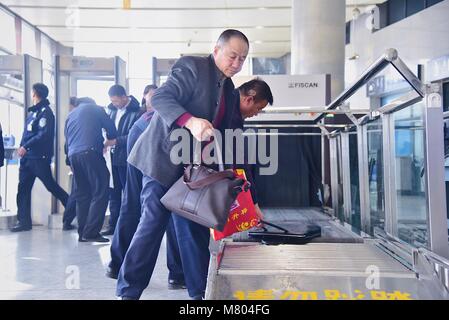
[
  {"x1": 229, "y1": 78, "x2": 273, "y2": 220},
  {"x1": 0, "y1": 122, "x2": 4, "y2": 168},
  {"x1": 117, "y1": 29, "x2": 250, "y2": 300},
  {"x1": 106, "y1": 84, "x2": 186, "y2": 290},
  {"x1": 139, "y1": 84, "x2": 157, "y2": 114},
  {"x1": 65, "y1": 98, "x2": 117, "y2": 243},
  {"x1": 11, "y1": 83, "x2": 69, "y2": 232},
  {"x1": 102, "y1": 85, "x2": 141, "y2": 236}
]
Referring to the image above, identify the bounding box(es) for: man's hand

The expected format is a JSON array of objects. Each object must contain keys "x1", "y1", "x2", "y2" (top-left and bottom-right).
[
  {"x1": 184, "y1": 117, "x2": 214, "y2": 141},
  {"x1": 17, "y1": 146, "x2": 27, "y2": 157},
  {"x1": 104, "y1": 139, "x2": 117, "y2": 147}
]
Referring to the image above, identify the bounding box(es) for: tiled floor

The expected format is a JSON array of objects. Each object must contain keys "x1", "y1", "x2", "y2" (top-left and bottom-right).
[{"x1": 0, "y1": 226, "x2": 189, "y2": 300}]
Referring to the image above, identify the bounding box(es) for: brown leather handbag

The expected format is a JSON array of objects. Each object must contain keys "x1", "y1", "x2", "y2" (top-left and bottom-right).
[{"x1": 161, "y1": 138, "x2": 245, "y2": 231}]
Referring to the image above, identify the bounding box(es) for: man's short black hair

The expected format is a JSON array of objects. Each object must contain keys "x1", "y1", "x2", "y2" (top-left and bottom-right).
[
  {"x1": 143, "y1": 84, "x2": 158, "y2": 95},
  {"x1": 108, "y1": 84, "x2": 127, "y2": 97},
  {"x1": 32, "y1": 83, "x2": 49, "y2": 99},
  {"x1": 238, "y1": 78, "x2": 274, "y2": 105},
  {"x1": 74, "y1": 97, "x2": 96, "y2": 106},
  {"x1": 217, "y1": 29, "x2": 249, "y2": 48},
  {"x1": 69, "y1": 96, "x2": 77, "y2": 107},
  {"x1": 142, "y1": 84, "x2": 158, "y2": 106}
]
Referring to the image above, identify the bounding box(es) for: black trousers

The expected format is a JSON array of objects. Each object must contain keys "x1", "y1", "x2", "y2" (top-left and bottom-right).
[
  {"x1": 69, "y1": 150, "x2": 110, "y2": 238},
  {"x1": 62, "y1": 178, "x2": 77, "y2": 226},
  {"x1": 108, "y1": 165, "x2": 127, "y2": 231},
  {"x1": 17, "y1": 158, "x2": 69, "y2": 227}
]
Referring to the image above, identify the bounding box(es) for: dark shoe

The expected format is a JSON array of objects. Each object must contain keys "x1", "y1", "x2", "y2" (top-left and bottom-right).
[
  {"x1": 168, "y1": 279, "x2": 187, "y2": 290},
  {"x1": 106, "y1": 266, "x2": 119, "y2": 279},
  {"x1": 190, "y1": 294, "x2": 204, "y2": 300},
  {"x1": 63, "y1": 224, "x2": 76, "y2": 231},
  {"x1": 81, "y1": 235, "x2": 110, "y2": 243},
  {"x1": 78, "y1": 237, "x2": 88, "y2": 242},
  {"x1": 10, "y1": 224, "x2": 32, "y2": 232},
  {"x1": 100, "y1": 228, "x2": 115, "y2": 236}
]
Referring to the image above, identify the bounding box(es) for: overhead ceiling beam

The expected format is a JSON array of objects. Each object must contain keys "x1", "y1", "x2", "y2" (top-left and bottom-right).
[
  {"x1": 6, "y1": 5, "x2": 291, "y2": 11},
  {"x1": 37, "y1": 25, "x2": 290, "y2": 29}
]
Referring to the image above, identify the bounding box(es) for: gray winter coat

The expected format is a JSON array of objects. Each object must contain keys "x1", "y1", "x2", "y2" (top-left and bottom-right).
[{"x1": 127, "y1": 54, "x2": 236, "y2": 187}]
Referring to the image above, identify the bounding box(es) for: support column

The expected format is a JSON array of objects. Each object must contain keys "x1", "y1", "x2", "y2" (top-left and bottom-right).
[{"x1": 291, "y1": 0, "x2": 346, "y2": 100}]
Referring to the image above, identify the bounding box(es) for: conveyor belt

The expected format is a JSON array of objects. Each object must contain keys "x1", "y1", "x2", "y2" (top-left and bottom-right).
[
  {"x1": 206, "y1": 242, "x2": 448, "y2": 300},
  {"x1": 207, "y1": 208, "x2": 449, "y2": 300}
]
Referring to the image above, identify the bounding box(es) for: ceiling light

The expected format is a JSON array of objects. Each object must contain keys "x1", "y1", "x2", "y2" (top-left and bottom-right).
[{"x1": 123, "y1": 0, "x2": 131, "y2": 10}]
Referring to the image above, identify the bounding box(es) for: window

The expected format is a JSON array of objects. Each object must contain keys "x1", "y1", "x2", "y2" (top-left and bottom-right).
[
  {"x1": 41, "y1": 35, "x2": 54, "y2": 67},
  {"x1": 388, "y1": 0, "x2": 406, "y2": 25},
  {"x1": 0, "y1": 8, "x2": 16, "y2": 54},
  {"x1": 22, "y1": 22, "x2": 36, "y2": 57},
  {"x1": 443, "y1": 82, "x2": 449, "y2": 113},
  {"x1": 406, "y1": 0, "x2": 425, "y2": 16},
  {"x1": 426, "y1": 0, "x2": 444, "y2": 7}
]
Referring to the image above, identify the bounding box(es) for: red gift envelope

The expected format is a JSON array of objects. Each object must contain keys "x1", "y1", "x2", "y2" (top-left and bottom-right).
[{"x1": 211, "y1": 169, "x2": 259, "y2": 241}]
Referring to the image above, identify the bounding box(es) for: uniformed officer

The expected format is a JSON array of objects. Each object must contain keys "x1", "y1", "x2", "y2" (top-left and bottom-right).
[
  {"x1": 11, "y1": 83, "x2": 69, "y2": 232},
  {"x1": 65, "y1": 97, "x2": 117, "y2": 242}
]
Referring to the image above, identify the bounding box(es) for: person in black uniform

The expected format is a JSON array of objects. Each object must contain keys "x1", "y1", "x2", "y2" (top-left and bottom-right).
[
  {"x1": 102, "y1": 85, "x2": 141, "y2": 236},
  {"x1": 11, "y1": 83, "x2": 69, "y2": 232},
  {"x1": 65, "y1": 97, "x2": 117, "y2": 243}
]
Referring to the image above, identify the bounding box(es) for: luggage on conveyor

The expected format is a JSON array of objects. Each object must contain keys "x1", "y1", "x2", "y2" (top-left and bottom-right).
[{"x1": 248, "y1": 220, "x2": 321, "y2": 245}]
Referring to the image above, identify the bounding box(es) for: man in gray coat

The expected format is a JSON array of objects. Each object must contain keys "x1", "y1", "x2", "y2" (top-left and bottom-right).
[{"x1": 116, "y1": 29, "x2": 249, "y2": 300}]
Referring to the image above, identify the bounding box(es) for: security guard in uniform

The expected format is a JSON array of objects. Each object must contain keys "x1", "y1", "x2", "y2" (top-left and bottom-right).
[{"x1": 11, "y1": 83, "x2": 69, "y2": 232}]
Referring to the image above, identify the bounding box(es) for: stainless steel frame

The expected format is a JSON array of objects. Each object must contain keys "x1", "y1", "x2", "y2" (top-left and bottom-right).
[
  {"x1": 381, "y1": 112, "x2": 397, "y2": 237},
  {"x1": 423, "y1": 86, "x2": 448, "y2": 258}
]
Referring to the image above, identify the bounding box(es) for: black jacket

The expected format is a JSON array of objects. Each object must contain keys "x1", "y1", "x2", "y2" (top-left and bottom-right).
[
  {"x1": 107, "y1": 95, "x2": 141, "y2": 166},
  {"x1": 20, "y1": 99, "x2": 55, "y2": 161},
  {"x1": 127, "y1": 54, "x2": 237, "y2": 187},
  {"x1": 227, "y1": 90, "x2": 259, "y2": 204},
  {"x1": 0, "y1": 122, "x2": 4, "y2": 167}
]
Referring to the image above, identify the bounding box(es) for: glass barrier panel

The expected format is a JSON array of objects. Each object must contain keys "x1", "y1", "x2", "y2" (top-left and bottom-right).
[{"x1": 393, "y1": 102, "x2": 428, "y2": 247}]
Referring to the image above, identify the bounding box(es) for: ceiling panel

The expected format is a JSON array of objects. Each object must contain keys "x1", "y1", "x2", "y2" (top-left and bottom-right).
[
  {"x1": 6, "y1": 7, "x2": 291, "y2": 28},
  {"x1": 2, "y1": 0, "x2": 291, "y2": 9},
  {"x1": 39, "y1": 26, "x2": 290, "y2": 43},
  {"x1": 1, "y1": 0, "x2": 387, "y2": 58}
]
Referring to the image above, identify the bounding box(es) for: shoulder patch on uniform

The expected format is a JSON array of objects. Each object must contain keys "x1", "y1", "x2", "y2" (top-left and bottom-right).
[{"x1": 39, "y1": 118, "x2": 47, "y2": 128}]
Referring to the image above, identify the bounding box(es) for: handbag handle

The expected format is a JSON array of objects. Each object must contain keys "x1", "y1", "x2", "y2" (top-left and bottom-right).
[
  {"x1": 193, "y1": 130, "x2": 225, "y2": 172},
  {"x1": 183, "y1": 166, "x2": 235, "y2": 190}
]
